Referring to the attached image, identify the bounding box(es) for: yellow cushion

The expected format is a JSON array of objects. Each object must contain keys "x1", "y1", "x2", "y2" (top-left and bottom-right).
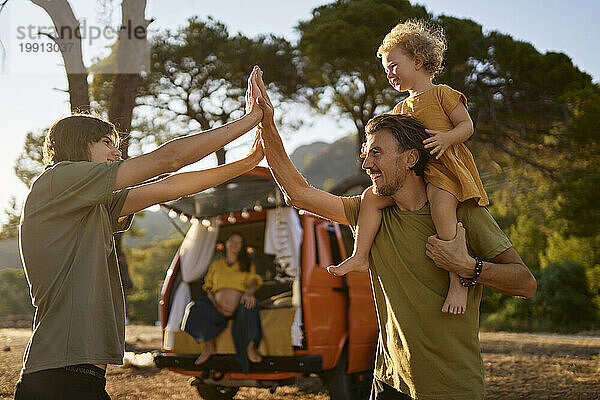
[{"x1": 167, "y1": 307, "x2": 296, "y2": 356}]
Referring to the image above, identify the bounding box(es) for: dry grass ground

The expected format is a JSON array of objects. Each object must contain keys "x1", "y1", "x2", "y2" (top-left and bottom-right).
[{"x1": 1, "y1": 326, "x2": 599, "y2": 399}]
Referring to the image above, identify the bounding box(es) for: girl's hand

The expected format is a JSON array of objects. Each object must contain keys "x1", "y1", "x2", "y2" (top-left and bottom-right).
[
  {"x1": 423, "y1": 129, "x2": 453, "y2": 159},
  {"x1": 240, "y1": 292, "x2": 257, "y2": 309},
  {"x1": 245, "y1": 66, "x2": 263, "y2": 117}
]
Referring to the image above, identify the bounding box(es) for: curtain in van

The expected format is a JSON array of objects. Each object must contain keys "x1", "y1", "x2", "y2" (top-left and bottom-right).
[
  {"x1": 264, "y1": 207, "x2": 302, "y2": 279},
  {"x1": 166, "y1": 219, "x2": 219, "y2": 333}
]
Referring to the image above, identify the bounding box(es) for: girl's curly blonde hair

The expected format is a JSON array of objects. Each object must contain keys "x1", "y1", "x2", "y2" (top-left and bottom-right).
[{"x1": 377, "y1": 20, "x2": 447, "y2": 78}]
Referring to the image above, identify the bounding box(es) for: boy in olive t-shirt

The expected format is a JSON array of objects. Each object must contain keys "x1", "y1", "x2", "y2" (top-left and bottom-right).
[
  {"x1": 20, "y1": 161, "x2": 133, "y2": 374},
  {"x1": 16, "y1": 66, "x2": 266, "y2": 400}
]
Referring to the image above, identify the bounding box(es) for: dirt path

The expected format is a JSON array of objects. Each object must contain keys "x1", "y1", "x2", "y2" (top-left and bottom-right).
[{"x1": 1, "y1": 327, "x2": 599, "y2": 399}]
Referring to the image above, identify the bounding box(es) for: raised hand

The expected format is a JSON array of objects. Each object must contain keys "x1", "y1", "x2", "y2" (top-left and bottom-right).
[
  {"x1": 245, "y1": 66, "x2": 263, "y2": 117},
  {"x1": 254, "y1": 67, "x2": 274, "y2": 122}
]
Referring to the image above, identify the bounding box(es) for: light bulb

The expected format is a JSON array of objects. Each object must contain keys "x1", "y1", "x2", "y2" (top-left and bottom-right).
[
  {"x1": 168, "y1": 210, "x2": 177, "y2": 219},
  {"x1": 201, "y1": 219, "x2": 211, "y2": 227},
  {"x1": 241, "y1": 209, "x2": 250, "y2": 219},
  {"x1": 253, "y1": 202, "x2": 263, "y2": 212},
  {"x1": 227, "y1": 213, "x2": 237, "y2": 224}
]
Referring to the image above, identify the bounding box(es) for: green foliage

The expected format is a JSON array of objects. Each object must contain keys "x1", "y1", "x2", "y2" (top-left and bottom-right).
[
  {"x1": 483, "y1": 261, "x2": 599, "y2": 332},
  {"x1": 0, "y1": 197, "x2": 21, "y2": 240},
  {"x1": 14, "y1": 129, "x2": 46, "y2": 188},
  {"x1": 0, "y1": 269, "x2": 33, "y2": 317},
  {"x1": 531, "y1": 261, "x2": 598, "y2": 329},
  {"x1": 125, "y1": 236, "x2": 183, "y2": 324},
  {"x1": 507, "y1": 215, "x2": 547, "y2": 271},
  {"x1": 100, "y1": 16, "x2": 302, "y2": 161},
  {"x1": 298, "y1": 0, "x2": 429, "y2": 146}
]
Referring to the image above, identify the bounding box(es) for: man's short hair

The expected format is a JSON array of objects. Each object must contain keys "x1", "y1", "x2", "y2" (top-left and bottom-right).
[
  {"x1": 365, "y1": 113, "x2": 430, "y2": 177},
  {"x1": 43, "y1": 115, "x2": 121, "y2": 166}
]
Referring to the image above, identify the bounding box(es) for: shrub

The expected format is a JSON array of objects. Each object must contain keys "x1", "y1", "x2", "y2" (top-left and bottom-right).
[{"x1": 0, "y1": 268, "x2": 33, "y2": 316}]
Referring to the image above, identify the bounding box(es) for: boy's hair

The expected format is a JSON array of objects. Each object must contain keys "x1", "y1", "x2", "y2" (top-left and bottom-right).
[
  {"x1": 377, "y1": 19, "x2": 447, "y2": 78},
  {"x1": 43, "y1": 114, "x2": 121, "y2": 166},
  {"x1": 365, "y1": 113, "x2": 430, "y2": 177}
]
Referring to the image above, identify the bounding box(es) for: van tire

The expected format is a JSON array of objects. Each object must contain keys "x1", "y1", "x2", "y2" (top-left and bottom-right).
[
  {"x1": 322, "y1": 347, "x2": 371, "y2": 400},
  {"x1": 194, "y1": 383, "x2": 239, "y2": 400}
]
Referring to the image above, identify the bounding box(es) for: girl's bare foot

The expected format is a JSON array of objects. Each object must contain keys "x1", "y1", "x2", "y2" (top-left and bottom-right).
[
  {"x1": 327, "y1": 255, "x2": 369, "y2": 276},
  {"x1": 195, "y1": 340, "x2": 215, "y2": 365},
  {"x1": 247, "y1": 341, "x2": 262, "y2": 363},
  {"x1": 442, "y1": 273, "x2": 468, "y2": 314}
]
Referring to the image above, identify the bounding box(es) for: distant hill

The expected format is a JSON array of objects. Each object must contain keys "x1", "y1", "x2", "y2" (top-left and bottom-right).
[
  {"x1": 123, "y1": 211, "x2": 189, "y2": 249},
  {"x1": 297, "y1": 135, "x2": 360, "y2": 190},
  {"x1": 289, "y1": 141, "x2": 329, "y2": 171}
]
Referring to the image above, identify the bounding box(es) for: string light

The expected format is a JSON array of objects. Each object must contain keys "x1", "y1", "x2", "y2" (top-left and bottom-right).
[
  {"x1": 191, "y1": 217, "x2": 199, "y2": 225},
  {"x1": 227, "y1": 213, "x2": 237, "y2": 224},
  {"x1": 179, "y1": 214, "x2": 189, "y2": 223},
  {"x1": 267, "y1": 193, "x2": 276, "y2": 204},
  {"x1": 298, "y1": 210, "x2": 305, "y2": 215},
  {"x1": 201, "y1": 218, "x2": 211, "y2": 227},
  {"x1": 168, "y1": 210, "x2": 177, "y2": 219},
  {"x1": 241, "y1": 208, "x2": 250, "y2": 219},
  {"x1": 253, "y1": 202, "x2": 263, "y2": 212}
]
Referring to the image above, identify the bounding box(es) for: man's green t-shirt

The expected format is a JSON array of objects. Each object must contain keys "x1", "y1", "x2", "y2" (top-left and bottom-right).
[
  {"x1": 342, "y1": 197, "x2": 512, "y2": 400},
  {"x1": 20, "y1": 161, "x2": 133, "y2": 374}
]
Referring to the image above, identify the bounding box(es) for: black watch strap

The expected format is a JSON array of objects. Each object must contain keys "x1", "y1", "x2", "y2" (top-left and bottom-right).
[{"x1": 459, "y1": 256, "x2": 483, "y2": 287}]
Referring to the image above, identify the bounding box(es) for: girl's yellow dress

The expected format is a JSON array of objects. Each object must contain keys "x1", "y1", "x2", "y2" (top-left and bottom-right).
[{"x1": 393, "y1": 84, "x2": 488, "y2": 206}]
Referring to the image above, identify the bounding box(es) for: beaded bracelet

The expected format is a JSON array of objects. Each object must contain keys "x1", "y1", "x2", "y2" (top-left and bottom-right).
[{"x1": 459, "y1": 256, "x2": 483, "y2": 287}]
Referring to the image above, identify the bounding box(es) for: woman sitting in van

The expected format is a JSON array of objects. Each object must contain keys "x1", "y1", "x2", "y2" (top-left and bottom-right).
[{"x1": 183, "y1": 233, "x2": 263, "y2": 372}]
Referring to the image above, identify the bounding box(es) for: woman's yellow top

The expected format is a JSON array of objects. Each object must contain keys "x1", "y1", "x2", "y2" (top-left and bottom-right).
[
  {"x1": 202, "y1": 258, "x2": 263, "y2": 293},
  {"x1": 393, "y1": 84, "x2": 489, "y2": 206}
]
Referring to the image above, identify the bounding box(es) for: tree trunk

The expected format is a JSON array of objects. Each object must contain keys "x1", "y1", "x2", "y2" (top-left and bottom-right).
[
  {"x1": 30, "y1": 0, "x2": 90, "y2": 111},
  {"x1": 107, "y1": 0, "x2": 152, "y2": 306}
]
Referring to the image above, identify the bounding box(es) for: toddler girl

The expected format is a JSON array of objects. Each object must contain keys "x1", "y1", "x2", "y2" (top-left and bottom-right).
[{"x1": 329, "y1": 20, "x2": 488, "y2": 315}]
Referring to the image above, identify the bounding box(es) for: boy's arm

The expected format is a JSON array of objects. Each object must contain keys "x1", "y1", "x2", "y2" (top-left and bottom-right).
[
  {"x1": 423, "y1": 102, "x2": 474, "y2": 159},
  {"x1": 119, "y1": 134, "x2": 263, "y2": 216},
  {"x1": 113, "y1": 68, "x2": 262, "y2": 191}
]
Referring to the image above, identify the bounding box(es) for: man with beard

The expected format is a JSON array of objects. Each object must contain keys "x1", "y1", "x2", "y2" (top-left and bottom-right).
[{"x1": 254, "y1": 69, "x2": 536, "y2": 400}]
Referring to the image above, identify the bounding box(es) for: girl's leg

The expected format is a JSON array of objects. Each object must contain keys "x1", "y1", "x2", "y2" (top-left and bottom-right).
[
  {"x1": 427, "y1": 184, "x2": 468, "y2": 315},
  {"x1": 328, "y1": 186, "x2": 394, "y2": 276}
]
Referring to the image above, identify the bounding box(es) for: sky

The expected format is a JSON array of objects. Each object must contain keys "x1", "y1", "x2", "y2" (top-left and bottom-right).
[{"x1": 0, "y1": 0, "x2": 599, "y2": 224}]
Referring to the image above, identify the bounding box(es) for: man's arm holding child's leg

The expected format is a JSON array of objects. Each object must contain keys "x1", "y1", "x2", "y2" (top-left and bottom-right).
[
  {"x1": 113, "y1": 67, "x2": 263, "y2": 191},
  {"x1": 425, "y1": 223, "x2": 537, "y2": 299},
  {"x1": 256, "y1": 69, "x2": 348, "y2": 225}
]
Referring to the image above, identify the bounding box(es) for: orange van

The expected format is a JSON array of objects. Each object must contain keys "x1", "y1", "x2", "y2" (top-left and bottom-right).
[{"x1": 154, "y1": 166, "x2": 378, "y2": 399}]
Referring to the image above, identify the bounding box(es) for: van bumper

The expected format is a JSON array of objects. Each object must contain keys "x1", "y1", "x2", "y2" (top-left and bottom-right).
[{"x1": 154, "y1": 353, "x2": 322, "y2": 373}]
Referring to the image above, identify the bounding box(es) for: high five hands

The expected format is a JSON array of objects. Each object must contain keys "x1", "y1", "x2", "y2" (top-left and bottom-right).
[{"x1": 245, "y1": 66, "x2": 264, "y2": 119}]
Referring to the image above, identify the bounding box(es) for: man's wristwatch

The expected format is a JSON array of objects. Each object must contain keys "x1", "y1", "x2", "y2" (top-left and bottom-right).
[{"x1": 459, "y1": 256, "x2": 483, "y2": 287}]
